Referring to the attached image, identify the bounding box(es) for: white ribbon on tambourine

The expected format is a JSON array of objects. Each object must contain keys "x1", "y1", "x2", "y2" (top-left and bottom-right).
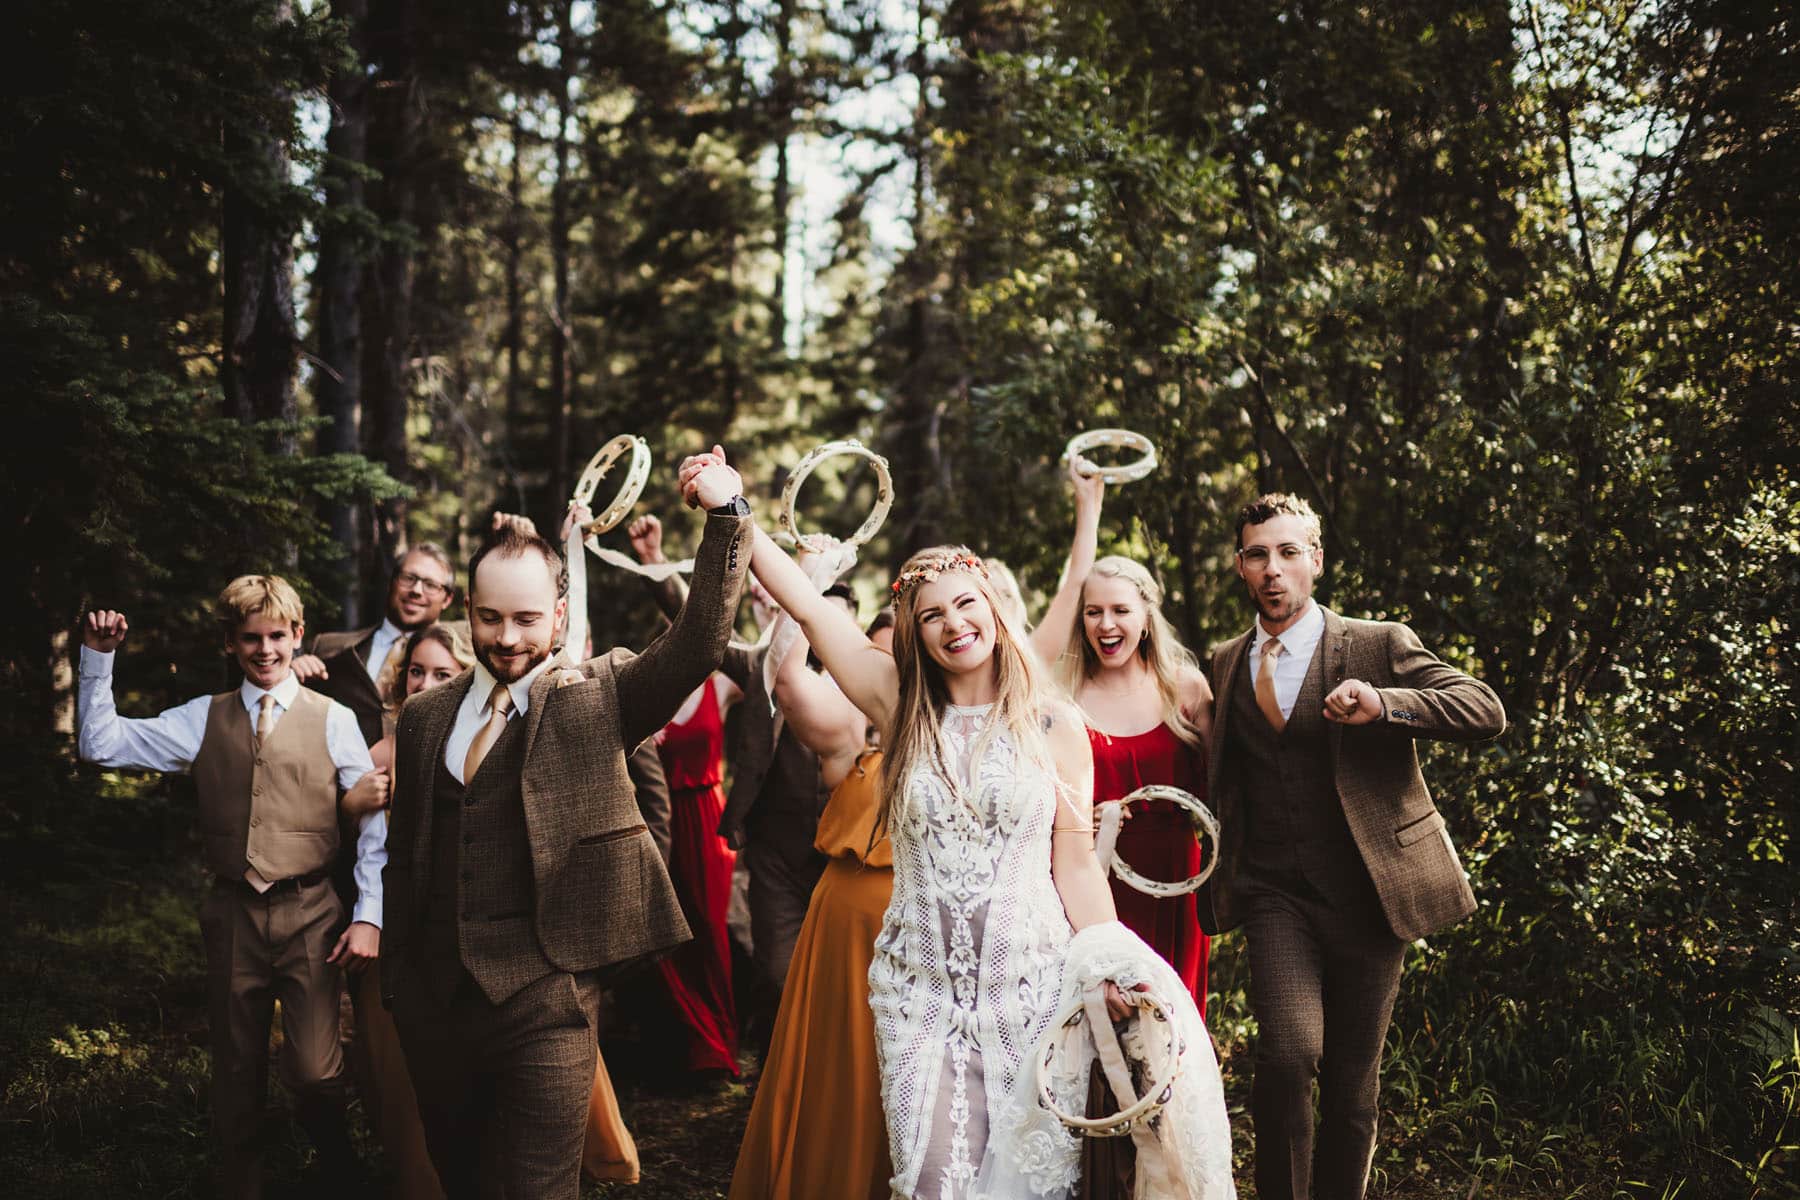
[
  {"x1": 568, "y1": 434, "x2": 696, "y2": 583},
  {"x1": 1062, "y1": 428, "x2": 1158, "y2": 483},
  {"x1": 1093, "y1": 784, "x2": 1220, "y2": 898}
]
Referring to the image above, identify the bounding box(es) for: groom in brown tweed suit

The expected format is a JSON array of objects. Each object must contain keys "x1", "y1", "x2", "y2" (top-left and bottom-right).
[
  {"x1": 1200, "y1": 494, "x2": 1506, "y2": 1200},
  {"x1": 381, "y1": 457, "x2": 752, "y2": 1198}
]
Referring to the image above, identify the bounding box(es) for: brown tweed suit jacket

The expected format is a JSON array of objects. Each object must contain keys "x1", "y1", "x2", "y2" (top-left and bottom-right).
[
  {"x1": 306, "y1": 625, "x2": 384, "y2": 745},
  {"x1": 381, "y1": 511, "x2": 751, "y2": 997},
  {"x1": 647, "y1": 577, "x2": 796, "y2": 850},
  {"x1": 1199, "y1": 607, "x2": 1506, "y2": 942}
]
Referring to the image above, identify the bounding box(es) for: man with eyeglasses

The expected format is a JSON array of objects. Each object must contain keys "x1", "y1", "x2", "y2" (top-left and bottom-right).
[
  {"x1": 1198, "y1": 493, "x2": 1506, "y2": 1200},
  {"x1": 297, "y1": 545, "x2": 461, "y2": 745}
]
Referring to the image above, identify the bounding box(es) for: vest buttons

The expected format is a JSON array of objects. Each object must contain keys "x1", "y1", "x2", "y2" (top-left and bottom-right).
[{"x1": 250, "y1": 817, "x2": 261, "y2": 827}]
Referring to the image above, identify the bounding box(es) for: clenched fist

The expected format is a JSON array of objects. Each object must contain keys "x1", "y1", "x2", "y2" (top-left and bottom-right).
[
  {"x1": 83, "y1": 610, "x2": 130, "y2": 653},
  {"x1": 343, "y1": 767, "x2": 391, "y2": 818}
]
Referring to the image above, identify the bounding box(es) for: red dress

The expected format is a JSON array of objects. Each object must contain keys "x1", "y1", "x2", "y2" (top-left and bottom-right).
[
  {"x1": 1088, "y1": 722, "x2": 1211, "y2": 1015},
  {"x1": 655, "y1": 677, "x2": 741, "y2": 1073}
]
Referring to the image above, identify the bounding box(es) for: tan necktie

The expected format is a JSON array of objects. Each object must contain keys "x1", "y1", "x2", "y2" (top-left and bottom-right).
[
  {"x1": 245, "y1": 695, "x2": 276, "y2": 893},
  {"x1": 1255, "y1": 637, "x2": 1286, "y2": 732},
  {"x1": 462, "y1": 683, "x2": 514, "y2": 783},
  {"x1": 377, "y1": 633, "x2": 408, "y2": 691},
  {"x1": 255, "y1": 693, "x2": 276, "y2": 750}
]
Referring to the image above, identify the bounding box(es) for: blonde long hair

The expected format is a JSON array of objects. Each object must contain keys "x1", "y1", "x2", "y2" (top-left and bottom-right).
[
  {"x1": 1055, "y1": 555, "x2": 1201, "y2": 746},
  {"x1": 877, "y1": 546, "x2": 1059, "y2": 837}
]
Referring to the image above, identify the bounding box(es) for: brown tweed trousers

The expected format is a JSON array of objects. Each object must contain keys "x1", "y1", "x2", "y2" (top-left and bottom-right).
[
  {"x1": 380, "y1": 509, "x2": 749, "y2": 1198},
  {"x1": 1201, "y1": 607, "x2": 1505, "y2": 1200}
]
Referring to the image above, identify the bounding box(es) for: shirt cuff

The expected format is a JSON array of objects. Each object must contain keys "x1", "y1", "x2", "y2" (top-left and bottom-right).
[
  {"x1": 352, "y1": 895, "x2": 382, "y2": 928},
  {"x1": 79, "y1": 644, "x2": 115, "y2": 675}
]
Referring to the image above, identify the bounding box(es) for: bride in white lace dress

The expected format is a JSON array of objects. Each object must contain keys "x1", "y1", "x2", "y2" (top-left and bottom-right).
[{"x1": 681, "y1": 448, "x2": 1231, "y2": 1200}]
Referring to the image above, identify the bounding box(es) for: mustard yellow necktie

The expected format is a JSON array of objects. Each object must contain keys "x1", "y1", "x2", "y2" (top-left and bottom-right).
[
  {"x1": 462, "y1": 683, "x2": 514, "y2": 783},
  {"x1": 246, "y1": 694, "x2": 277, "y2": 892},
  {"x1": 1255, "y1": 637, "x2": 1286, "y2": 733}
]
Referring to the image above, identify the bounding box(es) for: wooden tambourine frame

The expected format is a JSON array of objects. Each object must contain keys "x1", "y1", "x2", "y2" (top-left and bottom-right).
[
  {"x1": 572, "y1": 435, "x2": 652, "y2": 537},
  {"x1": 1063, "y1": 429, "x2": 1158, "y2": 484},
  {"x1": 778, "y1": 439, "x2": 894, "y2": 551},
  {"x1": 1105, "y1": 784, "x2": 1220, "y2": 898},
  {"x1": 1034, "y1": 986, "x2": 1184, "y2": 1137}
]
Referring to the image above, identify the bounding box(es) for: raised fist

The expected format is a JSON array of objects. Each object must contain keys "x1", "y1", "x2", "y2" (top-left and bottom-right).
[
  {"x1": 82, "y1": 610, "x2": 130, "y2": 654},
  {"x1": 627, "y1": 514, "x2": 665, "y2": 564}
]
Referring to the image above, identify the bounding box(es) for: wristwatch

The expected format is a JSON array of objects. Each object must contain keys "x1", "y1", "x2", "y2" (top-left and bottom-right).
[{"x1": 709, "y1": 495, "x2": 752, "y2": 517}]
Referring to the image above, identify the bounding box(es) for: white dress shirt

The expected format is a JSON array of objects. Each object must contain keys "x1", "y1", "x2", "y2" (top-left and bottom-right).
[
  {"x1": 1249, "y1": 601, "x2": 1326, "y2": 721},
  {"x1": 443, "y1": 656, "x2": 559, "y2": 785},
  {"x1": 77, "y1": 645, "x2": 388, "y2": 927},
  {"x1": 365, "y1": 619, "x2": 406, "y2": 685}
]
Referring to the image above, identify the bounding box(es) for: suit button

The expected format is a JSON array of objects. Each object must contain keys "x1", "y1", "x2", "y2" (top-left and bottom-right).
[
  {"x1": 253, "y1": 785, "x2": 264, "y2": 796},
  {"x1": 461, "y1": 870, "x2": 474, "y2": 882},
  {"x1": 250, "y1": 817, "x2": 261, "y2": 827},
  {"x1": 463, "y1": 834, "x2": 474, "y2": 846},
  {"x1": 254, "y1": 758, "x2": 266, "y2": 767},
  {"x1": 464, "y1": 795, "x2": 477, "y2": 806}
]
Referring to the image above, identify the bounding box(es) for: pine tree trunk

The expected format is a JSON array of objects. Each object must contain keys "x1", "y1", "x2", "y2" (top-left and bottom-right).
[
  {"x1": 363, "y1": 0, "x2": 423, "y2": 578},
  {"x1": 548, "y1": 0, "x2": 576, "y2": 508},
  {"x1": 315, "y1": 0, "x2": 370, "y2": 625},
  {"x1": 220, "y1": 1, "x2": 299, "y2": 451}
]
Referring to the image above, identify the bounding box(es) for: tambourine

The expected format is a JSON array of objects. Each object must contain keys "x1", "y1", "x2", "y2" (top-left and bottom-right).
[
  {"x1": 1062, "y1": 429, "x2": 1158, "y2": 484},
  {"x1": 778, "y1": 439, "x2": 893, "y2": 551},
  {"x1": 572, "y1": 435, "x2": 652, "y2": 536},
  {"x1": 1105, "y1": 784, "x2": 1219, "y2": 898},
  {"x1": 1034, "y1": 986, "x2": 1185, "y2": 1137}
]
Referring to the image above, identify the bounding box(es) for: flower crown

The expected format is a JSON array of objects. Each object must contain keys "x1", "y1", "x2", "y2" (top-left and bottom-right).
[{"x1": 890, "y1": 552, "x2": 988, "y2": 600}]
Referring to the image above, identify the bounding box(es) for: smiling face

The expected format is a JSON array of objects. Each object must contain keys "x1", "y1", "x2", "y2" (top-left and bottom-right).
[
  {"x1": 470, "y1": 550, "x2": 567, "y2": 683},
  {"x1": 1081, "y1": 573, "x2": 1148, "y2": 672},
  {"x1": 910, "y1": 570, "x2": 998, "y2": 678},
  {"x1": 404, "y1": 637, "x2": 464, "y2": 697},
  {"x1": 1236, "y1": 513, "x2": 1324, "y2": 632},
  {"x1": 387, "y1": 549, "x2": 455, "y2": 630},
  {"x1": 228, "y1": 614, "x2": 300, "y2": 692}
]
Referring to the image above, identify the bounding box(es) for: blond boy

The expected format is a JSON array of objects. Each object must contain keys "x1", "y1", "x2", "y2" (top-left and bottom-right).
[{"x1": 78, "y1": 576, "x2": 388, "y2": 1198}]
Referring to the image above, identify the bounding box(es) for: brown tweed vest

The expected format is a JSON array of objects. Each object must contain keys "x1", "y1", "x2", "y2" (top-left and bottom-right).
[
  {"x1": 192, "y1": 687, "x2": 339, "y2": 882},
  {"x1": 420, "y1": 718, "x2": 554, "y2": 1005},
  {"x1": 1230, "y1": 639, "x2": 1376, "y2": 907}
]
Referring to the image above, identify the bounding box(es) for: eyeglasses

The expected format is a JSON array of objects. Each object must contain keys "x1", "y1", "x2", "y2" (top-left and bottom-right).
[
  {"x1": 395, "y1": 570, "x2": 453, "y2": 598},
  {"x1": 1236, "y1": 544, "x2": 1316, "y2": 569}
]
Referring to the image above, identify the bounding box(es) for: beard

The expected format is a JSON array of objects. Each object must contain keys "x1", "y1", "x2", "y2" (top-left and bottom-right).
[{"x1": 474, "y1": 639, "x2": 552, "y2": 683}]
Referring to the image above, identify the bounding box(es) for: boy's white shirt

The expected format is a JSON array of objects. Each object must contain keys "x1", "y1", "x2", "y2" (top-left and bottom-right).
[{"x1": 76, "y1": 645, "x2": 386, "y2": 926}]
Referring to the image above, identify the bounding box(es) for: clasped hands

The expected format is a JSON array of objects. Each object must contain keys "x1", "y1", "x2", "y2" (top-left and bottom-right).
[{"x1": 676, "y1": 445, "x2": 746, "y2": 511}]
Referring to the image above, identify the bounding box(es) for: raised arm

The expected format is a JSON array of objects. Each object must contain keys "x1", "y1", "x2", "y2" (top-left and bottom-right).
[
  {"x1": 75, "y1": 610, "x2": 211, "y2": 771},
  {"x1": 772, "y1": 624, "x2": 868, "y2": 786},
  {"x1": 630, "y1": 513, "x2": 758, "y2": 688},
  {"x1": 747, "y1": 524, "x2": 898, "y2": 731},
  {"x1": 614, "y1": 456, "x2": 752, "y2": 750},
  {"x1": 1028, "y1": 457, "x2": 1106, "y2": 666}
]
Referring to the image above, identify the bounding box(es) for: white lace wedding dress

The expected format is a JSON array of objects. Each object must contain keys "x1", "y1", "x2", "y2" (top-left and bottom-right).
[{"x1": 868, "y1": 703, "x2": 1236, "y2": 1200}]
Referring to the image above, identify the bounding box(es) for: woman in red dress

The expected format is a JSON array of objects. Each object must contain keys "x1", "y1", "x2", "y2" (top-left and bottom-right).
[
  {"x1": 653, "y1": 672, "x2": 744, "y2": 1074},
  {"x1": 1030, "y1": 459, "x2": 1215, "y2": 1012}
]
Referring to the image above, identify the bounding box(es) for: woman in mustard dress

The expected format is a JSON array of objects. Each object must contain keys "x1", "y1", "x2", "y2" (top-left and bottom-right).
[{"x1": 730, "y1": 609, "x2": 896, "y2": 1200}]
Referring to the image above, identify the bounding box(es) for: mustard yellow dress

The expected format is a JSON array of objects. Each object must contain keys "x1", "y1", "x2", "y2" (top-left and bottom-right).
[{"x1": 729, "y1": 752, "x2": 893, "y2": 1200}]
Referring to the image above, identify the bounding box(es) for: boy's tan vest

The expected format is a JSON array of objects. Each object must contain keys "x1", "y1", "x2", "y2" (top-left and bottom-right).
[{"x1": 192, "y1": 687, "x2": 341, "y2": 882}]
